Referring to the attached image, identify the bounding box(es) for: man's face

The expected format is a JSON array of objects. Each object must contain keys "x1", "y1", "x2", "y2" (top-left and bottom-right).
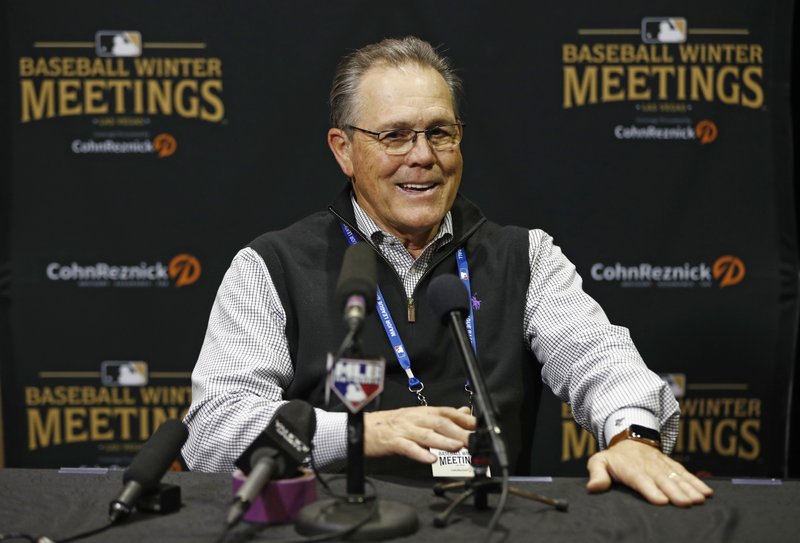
[{"x1": 329, "y1": 64, "x2": 463, "y2": 248}]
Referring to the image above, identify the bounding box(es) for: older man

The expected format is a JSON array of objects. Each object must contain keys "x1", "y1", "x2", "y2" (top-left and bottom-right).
[{"x1": 183, "y1": 36, "x2": 712, "y2": 507}]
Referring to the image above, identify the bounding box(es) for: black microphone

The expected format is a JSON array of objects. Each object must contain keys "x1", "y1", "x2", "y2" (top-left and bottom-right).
[
  {"x1": 227, "y1": 399, "x2": 317, "y2": 527},
  {"x1": 109, "y1": 419, "x2": 188, "y2": 523},
  {"x1": 429, "y1": 274, "x2": 509, "y2": 470},
  {"x1": 335, "y1": 242, "x2": 377, "y2": 333}
]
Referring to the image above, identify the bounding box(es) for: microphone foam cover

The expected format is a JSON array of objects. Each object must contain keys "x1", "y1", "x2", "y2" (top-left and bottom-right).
[
  {"x1": 335, "y1": 242, "x2": 377, "y2": 311},
  {"x1": 429, "y1": 274, "x2": 470, "y2": 323},
  {"x1": 236, "y1": 399, "x2": 317, "y2": 477},
  {"x1": 123, "y1": 419, "x2": 188, "y2": 491}
]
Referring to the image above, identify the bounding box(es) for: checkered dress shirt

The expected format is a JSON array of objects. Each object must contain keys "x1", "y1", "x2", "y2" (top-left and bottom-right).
[{"x1": 182, "y1": 197, "x2": 679, "y2": 472}]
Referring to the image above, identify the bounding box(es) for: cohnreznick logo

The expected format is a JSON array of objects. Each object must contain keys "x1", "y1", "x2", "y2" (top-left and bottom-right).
[
  {"x1": 590, "y1": 255, "x2": 745, "y2": 289},
  {"x1": 168, "y1": 254, "x2": 201, "y2": 287},
  {"x1": 70, "y1": 132, "x2": 177, "y2": 157},
  {"x1": 712, "y1": 255, "x2": 745, "y2": 288},
  {"x1": 695, "y1": 120, "x2": 718, "y2": 144},
  {"x1": 46, "y1": 254, "x2": 201, "y2": 288},
  {"x1": 153, "y1": 133, "x2": 177, "y2": 157},
  {"x1": 613, "y1": 118, "x2": 718, "y2": 143}
]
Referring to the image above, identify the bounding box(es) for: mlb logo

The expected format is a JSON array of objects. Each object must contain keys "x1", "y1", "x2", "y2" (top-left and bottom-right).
[
  {"x1": 329, "y1": 358, "x2": 385, "y2": 413},
  {"x1": 394, "y1": 345, "x2": 405, "y2": 355},
  {"x1": 95, "y1": 31, "x2": 142, "y2": 57},
  {"x1": 101, "y1": 360, "x2": 148, "y2": 386},
  {"x1": 641, "y1": 17, "x2": 687, "y2": 44},
  {"x1": 460, "y1": 271, "x2": 468, "y2": 280}
]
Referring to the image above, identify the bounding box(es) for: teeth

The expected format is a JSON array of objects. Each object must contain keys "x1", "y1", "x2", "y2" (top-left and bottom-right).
[{"x1": 400, "y1": 183, "x2": 433, "y2": 190}]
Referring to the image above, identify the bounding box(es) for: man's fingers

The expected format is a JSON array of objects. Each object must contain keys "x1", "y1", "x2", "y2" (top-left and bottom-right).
[
  {"x1": 410, "y1": 426, "x2": 467, "y2": 452},
  {"x1": 585, "y1": 454, "x2": 613, "y2": 493},
  {"x1": 585, "y1": 441, "x2": 712, "y2": 507},
  {"x1": 586, "y1": 452, "x2": 668, "y2": 505},
  {"x1": 675, "y1": 478, "x2": 708, "y2": 503},
  {"x1": 657, "y1": 471, "x2": 712, "y2": 506},
  {"x1": 654, "y1": 473, "x2": 699, "y2": 507},
  {"x1": 427, "y1": 410, "x2": 474, "y2": 442},
  {"x1": 665, "y1": 466, "x2": 714, "y2": 498},
  {"x1": 441, "y1": 407, "x2": 477, "y2": 431},
  {"x1": 363, "y1": 406, "x2": 476, "y2": 461},
  {"x1": 634, "y1": 475, "x2": 671, "y2": 505},
  {"x1": 393, "y1": 438, "x2": 438, "y2": 464}
]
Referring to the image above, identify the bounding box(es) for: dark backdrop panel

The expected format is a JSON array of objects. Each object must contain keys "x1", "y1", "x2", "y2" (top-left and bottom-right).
[
  {"x1": 0, "y1": 2, "x2": 12, "y2": 468},
  {"x1": 2, "y1": 0, "x2": 796, "y2": 477}
]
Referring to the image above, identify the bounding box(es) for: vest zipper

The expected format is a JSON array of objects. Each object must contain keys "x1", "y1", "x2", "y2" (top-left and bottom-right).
[{"x1": 407, "y1": 297, "x2": 416, "y2": 322}]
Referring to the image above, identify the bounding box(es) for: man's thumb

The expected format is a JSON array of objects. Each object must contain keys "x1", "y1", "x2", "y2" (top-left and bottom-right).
[{"x1": 586, "y1": 453, "x2": 613, "y2": 493}]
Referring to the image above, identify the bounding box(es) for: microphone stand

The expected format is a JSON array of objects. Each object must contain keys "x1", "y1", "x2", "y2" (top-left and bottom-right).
[
  {"x1": 340, "y1": 332, "x2": 365, "y2": 497},
  {"x1": 432, "y1": 311, "x2": 568, "y2": 527},
  {"x1": 295, "y1": 323, "x2": 419, "y2": 540}
]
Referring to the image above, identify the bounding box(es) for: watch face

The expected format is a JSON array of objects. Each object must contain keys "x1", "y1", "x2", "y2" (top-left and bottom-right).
[{"x1": 630, "y1": 424, "x2": 661, "y2": 442}]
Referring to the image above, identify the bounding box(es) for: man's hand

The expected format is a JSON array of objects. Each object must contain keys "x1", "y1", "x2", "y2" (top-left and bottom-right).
[
  {"x1": 364, "y1": 406, "x2": 476, "y2": 464},
  {"x1": 586, "y1": 440, "x2": 713, "y2": 506}
]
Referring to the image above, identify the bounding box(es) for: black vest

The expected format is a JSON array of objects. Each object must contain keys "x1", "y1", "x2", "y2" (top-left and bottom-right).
[{"x1": 249, "y1": 186, "x2": 541, "y2": 476}]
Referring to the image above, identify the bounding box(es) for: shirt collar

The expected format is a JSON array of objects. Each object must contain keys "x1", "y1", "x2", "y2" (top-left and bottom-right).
[{"x1": 350, "y1": 193, "x2": 453, "y2": 248}]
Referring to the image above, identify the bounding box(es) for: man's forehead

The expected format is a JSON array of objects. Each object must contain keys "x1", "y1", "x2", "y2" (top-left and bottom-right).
[
  {"x1": 359, "y1": 62, "x2": 447, "y2": 90},
  {"x1": 355, "y1": 63, "x2": 456, "y2": 124}
]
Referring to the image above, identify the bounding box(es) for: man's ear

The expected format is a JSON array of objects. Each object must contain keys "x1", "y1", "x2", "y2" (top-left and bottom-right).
[{"x1": 328, "y1": 128, "x2": 354, "y2": 177}]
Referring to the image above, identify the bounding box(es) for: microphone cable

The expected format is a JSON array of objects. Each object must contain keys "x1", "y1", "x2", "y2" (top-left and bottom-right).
[
  {"x1": 0, "y1": 520, "x2": 114, "y2": 543},
  {"x1": 54, "y1": 522, "x2": 115, "y2": 543},
  {"x1": 483, "y1": 466, "x2": 510, "y2": 543},
  {"x1": 0, "y1": 533, "x2": 37, "y2": 542}
]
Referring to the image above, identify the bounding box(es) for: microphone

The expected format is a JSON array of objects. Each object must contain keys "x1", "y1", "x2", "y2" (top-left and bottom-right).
[
  {"x1": 429, "y1": 274, "x2": 509, "y2": 470},
  {"x1": 109, "y1": 419, "x2": 188, "y2": 523},
  {"x1": 227, "y1": 399, "x2": 317, "y2": 527},
  {"x1": 335, "y1": 242, "x2": 377, "y2": 333},
  {"x1": 428, "y1": 275, "x2": 569, "y2": 522}
]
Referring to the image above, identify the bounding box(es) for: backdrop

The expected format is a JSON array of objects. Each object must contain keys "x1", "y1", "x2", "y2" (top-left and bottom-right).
[{"x1": 2, "y1": 0, "x2": 796, "y2": 477}]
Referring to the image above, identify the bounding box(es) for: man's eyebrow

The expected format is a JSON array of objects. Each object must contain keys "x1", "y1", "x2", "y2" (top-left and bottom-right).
[{"x1": 375, "y1": 118, "x2": 456, "y2": 130}]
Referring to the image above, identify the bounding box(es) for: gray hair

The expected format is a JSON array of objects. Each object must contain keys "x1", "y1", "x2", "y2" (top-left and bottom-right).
[{"x1": 329, "y1": 36, "x2": 463, "y2": 130}]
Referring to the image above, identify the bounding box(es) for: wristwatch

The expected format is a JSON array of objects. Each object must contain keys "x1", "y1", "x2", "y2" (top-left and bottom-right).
[{"x1": 608, "y1": 424, "x2": 662, "y2": 450}]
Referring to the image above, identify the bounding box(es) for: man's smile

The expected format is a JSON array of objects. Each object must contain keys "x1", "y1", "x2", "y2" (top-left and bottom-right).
[{"x1": 397, "y1": 182, "x2": 438, "y2": 193}]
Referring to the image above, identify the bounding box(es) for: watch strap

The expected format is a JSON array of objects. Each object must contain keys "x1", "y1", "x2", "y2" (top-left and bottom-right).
[{"x1": 608, "y1": 424, "x2": 662, "y2": 450}]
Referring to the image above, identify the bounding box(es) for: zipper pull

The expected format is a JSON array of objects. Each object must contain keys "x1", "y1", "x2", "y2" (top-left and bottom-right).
[{"x1": 407, "y1": 297, "x2": 416, "y2": 323}]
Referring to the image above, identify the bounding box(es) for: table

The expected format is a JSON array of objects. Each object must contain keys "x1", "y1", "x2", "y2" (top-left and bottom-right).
[{"x1": 0, "y1": 469, "x2": 797, "y2": 542}]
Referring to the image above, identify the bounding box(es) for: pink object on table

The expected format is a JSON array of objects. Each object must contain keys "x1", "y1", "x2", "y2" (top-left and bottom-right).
[{"x1": 231, "y1": 469, "x2": 317, "y2": 524}]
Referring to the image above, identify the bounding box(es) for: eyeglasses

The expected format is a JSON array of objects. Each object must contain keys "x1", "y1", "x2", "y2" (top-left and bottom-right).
[{"x1": 347, "y1": 122, "x2": 465, "y2": 155}]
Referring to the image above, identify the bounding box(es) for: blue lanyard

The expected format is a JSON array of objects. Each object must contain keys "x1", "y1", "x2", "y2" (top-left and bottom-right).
[
  {"x1": 455, "y1": 247, "x2": 477, "y2": 353},
  {"x1": 340, "y1": 223, "x2": 476, "y2": 406}
]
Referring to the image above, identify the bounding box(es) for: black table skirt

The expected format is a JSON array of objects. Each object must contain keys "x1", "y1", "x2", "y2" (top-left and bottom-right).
[{"x1": 0, "y1": 469, "x2": 796, "y2": 542}]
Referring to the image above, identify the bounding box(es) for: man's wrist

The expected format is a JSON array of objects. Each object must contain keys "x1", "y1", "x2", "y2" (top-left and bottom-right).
[
  {"x1": 608, "y1": 424, "x2": 662, "y2": 451},
  {"x1": 603, "y1": 408, "x2": 660, "y2": 447}
]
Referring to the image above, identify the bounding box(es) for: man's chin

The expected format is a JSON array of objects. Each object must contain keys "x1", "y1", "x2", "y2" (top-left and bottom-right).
[{"x1": 390, "y1": 215, "x2": 445, "y2": 240}]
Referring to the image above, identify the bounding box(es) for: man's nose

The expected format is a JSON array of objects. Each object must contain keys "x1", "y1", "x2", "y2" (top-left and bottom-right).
[{"x1": 405, "y1": 132, "x2": 436, "y2": 164}]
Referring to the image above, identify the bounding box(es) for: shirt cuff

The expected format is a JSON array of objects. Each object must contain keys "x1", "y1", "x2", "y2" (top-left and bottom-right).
[
  {"x1": 311, "y1": 409, "x2": 348, "y2": 470},
  {"x1": 603, "y1": 408, "x2": 660, "y2": 448}
]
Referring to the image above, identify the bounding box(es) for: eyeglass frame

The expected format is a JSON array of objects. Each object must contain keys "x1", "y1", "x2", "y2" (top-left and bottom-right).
[{"x1": 346, "y1": 122, "x2": 465, "y2": 155}]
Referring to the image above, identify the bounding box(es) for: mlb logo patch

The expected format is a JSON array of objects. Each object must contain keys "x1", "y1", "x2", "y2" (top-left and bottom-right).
[
  {"x1": 329, "y1": 357, "x2": 386, "y2": 413},
  {"x1": 95, "y1": 30, "x2": 143, "y2": 57},
  {"x1": 101, "y1": 360, "x2": 148, "y2": 386},
  {"x1": 641, "y1": 17, "x2": 687, "y2": 44}
]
